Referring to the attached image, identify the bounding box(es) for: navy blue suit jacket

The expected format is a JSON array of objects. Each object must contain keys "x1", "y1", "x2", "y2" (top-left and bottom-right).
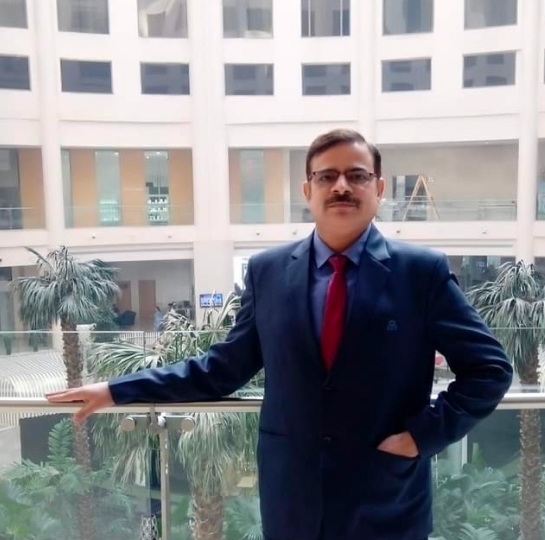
[{"x1": 109, "y1": 224, "x2": 513, "y2": 540}]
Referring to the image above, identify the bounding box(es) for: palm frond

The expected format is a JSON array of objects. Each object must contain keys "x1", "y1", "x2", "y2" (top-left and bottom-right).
[
  {"x1": 467, "y1": 261, "x2": 545, "y2": 375},
  {"x1": 11, "y1": 246, "x2": 119, "y2": 330},
  {"x1": 226, "y1": 497, "x2": 263, "y2": 540}
]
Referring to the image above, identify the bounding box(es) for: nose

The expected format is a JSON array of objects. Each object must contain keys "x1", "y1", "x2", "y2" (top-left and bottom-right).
[{"x1": 332, "y1": 174, "x2": 352, "y2": 194}]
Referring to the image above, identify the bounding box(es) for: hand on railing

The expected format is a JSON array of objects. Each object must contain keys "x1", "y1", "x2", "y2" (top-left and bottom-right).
[{"x1": 46, "y1": 381, "x2": 114, "y2": 424}]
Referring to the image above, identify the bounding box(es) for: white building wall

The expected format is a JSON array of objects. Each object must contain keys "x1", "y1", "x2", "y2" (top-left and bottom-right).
[{"x1": 0, "y1": 0, "x2": 544, "y2": 310}]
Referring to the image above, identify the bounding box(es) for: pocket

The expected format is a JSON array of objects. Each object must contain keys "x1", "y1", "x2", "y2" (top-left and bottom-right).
[{"x1": 372, "y1": 448, "x2": 419, "y2": 477}]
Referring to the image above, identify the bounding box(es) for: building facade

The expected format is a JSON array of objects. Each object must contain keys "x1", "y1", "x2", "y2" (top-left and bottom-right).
[{"x1": 1, "y1": 0, "x2": 544, "y2": 332}]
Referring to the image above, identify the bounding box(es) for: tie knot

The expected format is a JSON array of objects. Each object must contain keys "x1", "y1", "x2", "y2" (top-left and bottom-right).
[{"x1": 328, "y1": 254, "x2": 347, "y2": 272}]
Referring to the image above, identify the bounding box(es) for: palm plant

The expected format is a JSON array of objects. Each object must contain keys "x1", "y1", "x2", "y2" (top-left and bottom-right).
[
  {"x1": 467, "y1": 261, "x2": 545, "y2": 540},
  {"x1": 0, "y1": 418, "x2": 136, "y2": 540},
  {"x1": 225, "y1": 497, "x2": 263, "y2": 540},
  {"x1": 89, "y1": 292, "x2": 263, "y2": 540},
  {"x1": 11, "y1": 246, "x2": 119, "y2": 540},
  {"x1": 432, "y1": 458, "x2": 519, "y2": 540}
]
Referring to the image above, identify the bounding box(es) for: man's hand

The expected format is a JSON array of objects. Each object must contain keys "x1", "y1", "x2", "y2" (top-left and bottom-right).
[
  {"x1": 46, "y1": 382, "x2": 114, "y2": 425},
  {"x1": 377, "y1": 431, "x2": 419, "y2": 458}
]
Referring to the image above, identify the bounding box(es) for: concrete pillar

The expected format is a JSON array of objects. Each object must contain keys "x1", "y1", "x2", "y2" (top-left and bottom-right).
[
  {"x1": 34, "y1": 0, "x2": 65, "y2": 249},
  {"x1": 516, "y1": 0, "x2": 541, "y2": 263},
  {"x1": 188, "y1": 0, "x2": 234, "y2": 324},
  {"x1": 356, "y1": 0, "x2": 376, "y2": 141}
]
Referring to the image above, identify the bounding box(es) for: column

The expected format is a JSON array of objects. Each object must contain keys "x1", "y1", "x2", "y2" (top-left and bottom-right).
[
  {"x1": 34, "y1": 0, "x2": 65, "y2": 248},
  {"x1": 356, "y1": 0, "x2": 377, "y2": 141},
  {"x1": 188, "y1": 0, "x2": 234, "y2": 323},
  {"x1": 516, "y1": 0, "x2": 541, "y2": 263}
]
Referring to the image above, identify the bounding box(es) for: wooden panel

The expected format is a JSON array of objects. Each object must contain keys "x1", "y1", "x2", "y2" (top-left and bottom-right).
[
  {"x1": 229, "y1": 149, "x2": 241, "y2": 224},
  {"x1": 138, "y1": 280, "x2": 156, "y2": 320},
  {"x1": 70, "y1": 149, "x2": 98, "y2": 227},
  {"x1": 264, "y1": 149, "x2": 284, "y2": 223},
  {"x1": 18, "y1": 149, "x2": 45, "y2": 229},
  {"x1": 119, "y1": 150, "x2": 146, "y2": 226},
  {"x1": 168, "y1": 149, "x2": 194, "y2": 225}
]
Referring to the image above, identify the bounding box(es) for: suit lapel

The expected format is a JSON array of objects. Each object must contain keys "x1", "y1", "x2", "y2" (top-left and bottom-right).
[
  {"x1": 327, "y1": 224, "x2": 391, "y2": 379},
  {"x1": 286, "y1": 234, "x2": 321, "y2": 363}
]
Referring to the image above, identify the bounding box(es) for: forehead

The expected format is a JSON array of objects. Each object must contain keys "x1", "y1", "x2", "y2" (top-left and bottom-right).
[{"x1": 311, "y1": 142, "x2": 375, "y2": 171}]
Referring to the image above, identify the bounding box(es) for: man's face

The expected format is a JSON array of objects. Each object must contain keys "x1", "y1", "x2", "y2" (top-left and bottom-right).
[{"x1": 303, "y1": 142, "x2": 385, "y2": 236}]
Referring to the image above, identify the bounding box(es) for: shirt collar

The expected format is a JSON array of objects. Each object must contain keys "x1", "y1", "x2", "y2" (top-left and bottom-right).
[{"x1": 313, "y1": 227, "x2": 370, "y2": 269}]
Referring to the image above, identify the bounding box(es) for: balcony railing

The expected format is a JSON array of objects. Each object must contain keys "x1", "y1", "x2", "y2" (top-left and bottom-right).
[
  {"x1": 0, "y1": 329, "x2": 540, "y2": 540},
  {"x1": 0, "y1": 393, "x2": 541, "y2": 540},
  {"x1": 231, "y1": 199, "x2": 518, "y2": 224},
  {"x1": 65, "y1": 204, "x2": 194, "y2": 228},
  {"x1": 0, "y1": 206, "x2": 45, "y2": 230}
]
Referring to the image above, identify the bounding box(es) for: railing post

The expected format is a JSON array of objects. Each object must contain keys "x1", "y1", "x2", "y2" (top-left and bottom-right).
[{"x1": 159, "y1": 428, "x2": 171, "y2": 540}]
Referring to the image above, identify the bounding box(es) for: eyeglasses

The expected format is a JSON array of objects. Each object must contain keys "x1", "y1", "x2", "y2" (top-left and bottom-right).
[{"x1": 308, "y1": 168, "x2": 377, "y2": 187}]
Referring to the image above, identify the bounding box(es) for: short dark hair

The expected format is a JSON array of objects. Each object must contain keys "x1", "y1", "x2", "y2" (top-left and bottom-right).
[{"x1": 305, "y1": 129, "x2": 382, "y2": 180}]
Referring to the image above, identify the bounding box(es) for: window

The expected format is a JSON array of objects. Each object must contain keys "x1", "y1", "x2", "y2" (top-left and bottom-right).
[
  {"x1": 382, "y1": 58, "x2": 431, "y2": 92},
  {"x1": 61, "y1": 149, "x2": 73, "y2": 227},
  {"x1": 383, "y1": 0, "x2": 433, "y2": 35},
  {"x1": 225, "y1": 64, "x2": 274, "y2": 95},
  {"x1": 0, "y1": 149, "x2": 22, "y2": 230},
  {"x1": 302, "y1": 63, "x2": 350, "y2": 95},
  {"x1": 141, "y1": 63, "x2": 190, "y2": 95},
  {"x1": 145, "y1": 151, "x2": 170, "y2": 225},
  {"x1": 57, "y1": 0, "x2": 109, "y2": 34},
  {"x1": 463, "y1": 52, "x2": 515, "y2": 88},
  {"x1": 95, "y1": 151, "x2": 121, "y2": 225},
  {"x1": 138, "y1": 0, "x2": 187, "y2": 38},
  {"x1": 0, "y1": 55, "x2": 30, "y2": 90},
  {"x1": 0, "y1": 0, "x2": 27, "y2": 28},
  {"x1": 223, "y1": 0, "x2": 273, "y2": 38},
  {"x1": 301, "y1": 0, "x2": 349, "y2": 37},
  {"x1": 61, "y1": 59, "x2": 112, "y2": 93},
  {"x1": 465, "y1": 0, "x2": 517, "y2": 29},
  {"x1": 239, "y1": 150, "x2": 265, "y2": 223}
]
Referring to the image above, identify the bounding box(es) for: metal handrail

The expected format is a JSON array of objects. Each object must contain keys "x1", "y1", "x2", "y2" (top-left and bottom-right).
[{"x1": 0, "y1": 392, "x2": 543, "y2": 413}]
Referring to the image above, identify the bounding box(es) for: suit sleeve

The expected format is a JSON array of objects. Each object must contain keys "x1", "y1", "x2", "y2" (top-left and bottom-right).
[
  {"x1": 108, "y1": 259, "x2": 263, "y2": 404},
  {"x1": 405, "y1": 254, "x2": 513, "y2": 458}
]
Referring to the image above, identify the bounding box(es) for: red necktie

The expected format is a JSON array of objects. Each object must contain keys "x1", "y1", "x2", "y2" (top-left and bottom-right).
[{"x1": 321, "y1": 254, "x2": 348, "y2": 370}]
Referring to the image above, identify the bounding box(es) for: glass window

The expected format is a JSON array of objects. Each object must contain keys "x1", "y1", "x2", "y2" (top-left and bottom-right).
[
  {"x1": 0, "y1": 149, "x2": 22, "y2": 230},
  {"x1": 302, "y1": 63, "x2": 350, "y2": 95},
  {"x1": 57, "y1": 0, "x2": 109, "y2": 34},
  {"x1": 145, "y1": 151, "x2": 170, "y2": 225},
  {"x1": 382, "y1": 58, "x2": 431, "y2": 92},
  {"x1": 463, "y1": 52, "x2": 516, "y2": 88},
  {"x1": 61, "y1": 149, "x2": 73, "y2": 228},
  {"x1": 465, "y1": 0, "x2": 517, "y2": 29},
  {"x1": 95, "y1": 151, "x2": 121, "y2": 226},
  {"x1": 289, "y1": 149, "x2": 313, "y2": 222},
  {"x1": 223, "y1": 0, "x2": 273, "y2": 38},
  {"x1": 138, "y1": 0, "x2": 188, "y2": 38},
  {"x1": 301, "y1": 0, "x2": 349, "y2": 37},
  {"x1": 0, "y1": 0, "x2": 27, "y2": 28},
  {"x1": 0, "y1": 55, "x2": 30, "y2": 90},
  {"x1": 141, "y1": 63, "x2": 190, "y2": 95},
  {"x1": 61, "y1": 59, "x2": 112, "y2": 93},
  {"x1": 240, "y1": 150, "x2": 265, "y2": 223},
  {"x1": 383, "y1": 0, "x2": 433, "y2": 35},
  {"x1": 225, "y1": 64, "x2": 274, "y2": 95}
]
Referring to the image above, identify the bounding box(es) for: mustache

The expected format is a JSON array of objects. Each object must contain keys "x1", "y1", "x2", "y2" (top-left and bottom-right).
[{"x1": 325, "y1": 194, "x2": 361, "y2": 206}]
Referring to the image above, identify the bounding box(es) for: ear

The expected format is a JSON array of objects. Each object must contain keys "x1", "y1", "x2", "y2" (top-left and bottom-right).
[
  {"x1": 303, "y1": 181, "x2": 311, "y2": 201},
  {"x1": 376, "y1": 177, "x2": 386, "y2": 199}
]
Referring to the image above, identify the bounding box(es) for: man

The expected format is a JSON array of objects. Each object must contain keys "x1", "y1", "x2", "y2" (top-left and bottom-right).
[{"x1": 48, "y1": 130, "x2": 513, "y2": 540}]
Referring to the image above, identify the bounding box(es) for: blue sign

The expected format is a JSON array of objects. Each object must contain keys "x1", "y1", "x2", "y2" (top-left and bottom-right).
[{"x1": 199, "y1": 293, "x2": 223, "y2": 308}]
